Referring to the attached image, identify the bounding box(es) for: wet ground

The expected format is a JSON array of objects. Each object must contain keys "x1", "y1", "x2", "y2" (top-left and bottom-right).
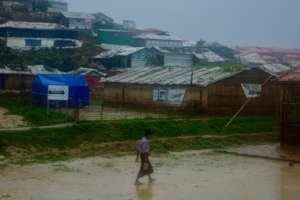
[
  {"x1": 0, "y1": 151, "x2": 300, "y2": 200},
  {"x1": 226, "y1": 144, "x2": 300, "y2": 162}
]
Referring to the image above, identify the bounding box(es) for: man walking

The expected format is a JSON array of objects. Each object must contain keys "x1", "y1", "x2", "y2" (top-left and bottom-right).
[{"x1": 135, "y1": 129, "x2": 154, "y2": 185}]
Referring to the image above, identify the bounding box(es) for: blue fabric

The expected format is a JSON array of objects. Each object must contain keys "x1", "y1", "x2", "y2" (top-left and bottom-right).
[{"x1": 32, "y1": 74, "x2": 89, "y2": 108}]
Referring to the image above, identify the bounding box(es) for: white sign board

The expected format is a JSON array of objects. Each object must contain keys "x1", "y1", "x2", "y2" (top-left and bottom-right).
[
  {"x1": 241, "y1": 83, "x2": 262, "y2": 98},
  {"x1": 47, "y1": 85, "x2": 69, "y2": 101},
  {"x1": 153, "y1": 88, "x2": 186, "y2": 106},
  {"x1": 167, "y1": 89, "x2": 186, "y2": 105}
]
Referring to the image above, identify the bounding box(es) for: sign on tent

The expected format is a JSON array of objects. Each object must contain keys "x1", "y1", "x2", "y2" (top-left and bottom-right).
[
  {"x1": 241, "y1": 83, "x2": 262, "y2": 98},
  {"x1": 153, "y1": 88, "x2": 186, "y2": 106},
  {"x1": 47, "y1": 85, "x2": 69, "y2": 101}
]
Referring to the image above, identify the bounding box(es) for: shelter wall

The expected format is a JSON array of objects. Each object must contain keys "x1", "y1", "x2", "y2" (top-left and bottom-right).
[
  {"x1": 0, "y1": 74, "x2": 33, "y2": 91},
  {"x1": 5, "y1": 37, "x2": 81, "y2": 50},
  {"x1": 97, "y1": 30, "x2": 133, "y2": 45},
  {"x1": 131, "y1": 50, "x2": 147, "y2": 68},
  {"x1": 164, "y1": 54, "x2": 193, "y2": 67},
  {"x1": 103, "y1": 84, "x2": 152, "y2": 105},
  {"x1": 67, "y1": 18, "x2": 93, "y2": 30},
  {"x1": 144, "y1": 39, "x2": 183, "y2": 48},
  {"x1": 280, "y1": 84, "x2": 300, "y2": 146},
  {"x1": 103, "y1": 83, "x2": 202, "y2": 111},
  {"x1": 203, "y1": 68, "x2": 280, "y2": 115},
  {"x1": 97, "y1": 56, "x2": 130, "y2": 69},
  {"x1": 85, "y1": 75, "x2": 103, "y2": 99}
]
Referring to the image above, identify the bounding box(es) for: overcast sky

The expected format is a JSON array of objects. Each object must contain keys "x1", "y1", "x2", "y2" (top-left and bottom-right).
[{"x1": 66, "y1": 0, "x2": 300, "y2": 48}]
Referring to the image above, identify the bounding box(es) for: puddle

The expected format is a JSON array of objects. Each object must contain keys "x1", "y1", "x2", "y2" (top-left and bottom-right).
[{"x1": 0, "y1": 151, "x2": 300, "y2": 200}]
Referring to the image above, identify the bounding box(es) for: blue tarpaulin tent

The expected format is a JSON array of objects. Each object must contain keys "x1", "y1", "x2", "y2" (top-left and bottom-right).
[{"x1": 32, "y1": 74, "x2": 89, "y2": 108}]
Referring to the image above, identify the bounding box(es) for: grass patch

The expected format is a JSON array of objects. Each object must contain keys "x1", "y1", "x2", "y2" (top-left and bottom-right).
[
  {"x1": 0, "y1": 116, "x2": 277, "y2": 163},
  {"x1": 0, "y1": 116, "x2": 276, "y2": 155},
  {"x1": 151, "y1": 134, "x2": 278, "y2": 153},
  {"x1": 0, "y1": 95, "x2": 73, "y2": 126}
]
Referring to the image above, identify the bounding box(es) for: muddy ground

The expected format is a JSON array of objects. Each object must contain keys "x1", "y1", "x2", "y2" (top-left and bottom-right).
[
  {"x1": 0, "y1": 108, "x2": 26, "y2": 129},
  {"x1": 0, "y1": 151, "x2": 299, "y2": 200}
]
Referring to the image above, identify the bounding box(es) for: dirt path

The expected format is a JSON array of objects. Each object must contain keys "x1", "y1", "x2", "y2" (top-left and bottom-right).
[
  {"x1": 0, "y1": 108, "x2": 26, "y2": 129},
  {"x1": 0, "y1": 123, "x2": 74, "y2": 132},
  {"x1": 0, "y1": 151, "x2": 299, "y2": 200}
]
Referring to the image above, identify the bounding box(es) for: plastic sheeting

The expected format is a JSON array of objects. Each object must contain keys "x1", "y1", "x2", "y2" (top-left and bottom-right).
[{"x1": 32, "y1": 74, "x2": 89, "y2": 108}]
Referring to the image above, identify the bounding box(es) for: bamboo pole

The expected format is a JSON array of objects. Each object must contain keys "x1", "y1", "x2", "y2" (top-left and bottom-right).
[
  {"x1": 224, "y1": 98, "x2": 251, "y2": 128},
  {"x1": 223, "y1": 75, "x2": 274, "y2": 129}
]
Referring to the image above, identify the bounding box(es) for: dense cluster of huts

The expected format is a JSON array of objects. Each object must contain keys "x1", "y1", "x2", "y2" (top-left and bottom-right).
[
  {"x1": 1, "y1": 1, "x2": 300, "y2": 147},
  {"x1": 103, "y1": 64, "x2": 292, "y2": 115}
]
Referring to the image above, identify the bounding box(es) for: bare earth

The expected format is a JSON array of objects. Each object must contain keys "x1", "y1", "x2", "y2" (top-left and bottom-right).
[
  {"x1": 75, "y1": 106, "x2": 169, "y2": 121},
  {"x1": 0, "y1": 108, "x2": 26, "y2": 129},
  {"x1": 0, "y1": 151, "x2": 300, "y2": 200}
]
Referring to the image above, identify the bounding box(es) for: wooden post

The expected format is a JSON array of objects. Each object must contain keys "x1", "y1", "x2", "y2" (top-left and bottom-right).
[
  {"x1": 121, "y1": 86, "x2": 125, "y2": 107},
  {"x1": 100, "y1": 100, "x2": 104, "y2": 120},
  {"x1": 46, "y1": 99, "x2": 49, "y2": 115},
  {"x1": 190, "y1": 68, "x2": 194, "y2": 85},
  {"x1": 224, "y1": 99, "x2": 251, "y2": 129},
  {"x1": 74, "y1": 100, "x2": 80, "y2": 123},
  {"x1": 279, "y1": 86, "x2": 283, "y2": 146}
]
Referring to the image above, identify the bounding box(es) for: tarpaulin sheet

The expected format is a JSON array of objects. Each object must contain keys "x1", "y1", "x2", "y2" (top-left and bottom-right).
[{"x1": 32, "y1": 74, "x2": 89, "y2": 108}]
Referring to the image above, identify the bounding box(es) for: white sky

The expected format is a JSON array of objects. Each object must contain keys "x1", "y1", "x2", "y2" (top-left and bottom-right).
[{"x1": 65, "y1": 0, "x2": 300, "y2": 48}]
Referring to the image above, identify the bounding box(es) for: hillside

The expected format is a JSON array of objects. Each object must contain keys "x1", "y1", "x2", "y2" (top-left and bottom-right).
[{"x1": 0, "y1": 38, "x2": 103, "y2": 71}]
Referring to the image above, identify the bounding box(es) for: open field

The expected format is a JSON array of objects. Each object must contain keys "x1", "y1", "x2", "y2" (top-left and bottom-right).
[
  {"x1": 0, "y1": 96, "x2": 292, "y2": 200},
  {"x1": 0, "y1": 95, "x2": 280, "y2": 164},
  {"x1": 0, "y1": 117, "x2": 277, "y2": 163},
  {"x1": 0, "y1": 151, "x2": 299, "y2": 200}
]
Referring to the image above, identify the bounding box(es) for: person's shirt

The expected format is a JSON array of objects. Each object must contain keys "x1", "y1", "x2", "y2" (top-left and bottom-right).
[{"x1": 138, "y1": 137, "x2": 150, "y2": 153}]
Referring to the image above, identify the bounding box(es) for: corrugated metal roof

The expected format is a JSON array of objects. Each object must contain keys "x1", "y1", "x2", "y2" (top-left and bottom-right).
[
  {"x1": 193, "y1": 51, "x2": 225, "y2": 63},
  {"x1": 49, "y1": 0, "x2": 67, "y2": 3},
  {"x1": 62, "y1": 12, "x2": 95, "y2": 20},
  {"x1": 73, "y1": 67, "x2": 106, "y2": 76},
  {"x1": 135, "y1": 33, "x2": 183, "y2": 41},
  {"x1": 0, "y1": 65, "x2": 63, "y2": 75},
  {"x1": 0, "y1": 21, "x2": 65, "y2": 30},
  {"x1": 94, "y1": 44, "x2": 145, "y2": 59},
  {"x1": 260, "y1": 64, "x2": 291, "y2": 77},
  {"x1": 152, "y1": 46, "x2": 193, "y2": 55},
  {"x1": 106, "y1": 65, "x2": 293, "y2": 87},
  {"x1": 98, "y1": 29, "x2": 131, "y2": 33},
  {"x1": 239, "y1": 52, "x2": 266, "y2": 64},
  {"x1": 278, "y1": 65, "x2": 300, "y2": 82},
  {"x1": 106, "y1": 67, "x2": 233, "y2": 87}
]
